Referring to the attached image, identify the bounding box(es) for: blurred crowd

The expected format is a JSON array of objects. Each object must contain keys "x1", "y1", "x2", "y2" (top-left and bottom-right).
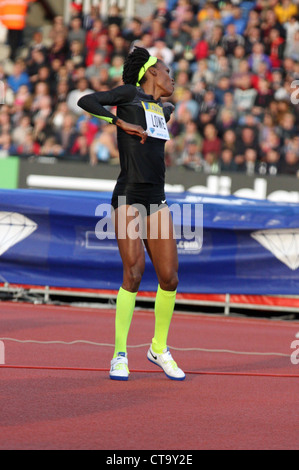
[{"x1": 0, "y1": 0, "x2": 299, "y2": 177}]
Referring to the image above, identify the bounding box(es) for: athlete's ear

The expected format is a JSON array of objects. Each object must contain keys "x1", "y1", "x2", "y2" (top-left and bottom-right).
[{"x1": 148, "y1": 67, "x2": 158, "y2": 78}]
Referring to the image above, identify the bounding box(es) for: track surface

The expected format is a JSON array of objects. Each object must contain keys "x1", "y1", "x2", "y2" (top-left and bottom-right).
[{"x1": 0, "y1": 301, "x2": 299, "y2": 450}]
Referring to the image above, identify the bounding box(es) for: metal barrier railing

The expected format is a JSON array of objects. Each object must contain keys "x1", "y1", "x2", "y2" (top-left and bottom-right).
[{"x1": 64, "y1": 0, "x2": 135, "y2": 24}]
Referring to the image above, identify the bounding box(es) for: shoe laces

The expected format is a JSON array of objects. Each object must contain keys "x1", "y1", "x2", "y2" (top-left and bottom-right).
[
  {"x1": 113, "y1": 362, "x2": 129, "y2": 372},
  {"x1": 163, "y1": 349, "x2": 178, "y2": 370},
  {"x1": 111, "y1": 354, "x2": 128, "y2": 371}
]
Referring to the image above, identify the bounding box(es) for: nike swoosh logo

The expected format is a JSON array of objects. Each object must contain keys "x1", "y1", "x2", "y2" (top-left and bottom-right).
[
  {"x1": 161, "y1": 200, "x2": 166, "y2": 204},
  {"x1": 150, "y1": 350, "x2": 157, "y2": 360}
]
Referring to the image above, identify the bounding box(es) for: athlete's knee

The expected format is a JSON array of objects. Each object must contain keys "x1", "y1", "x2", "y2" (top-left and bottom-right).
[
  {"x1": 159, "y1": 272, "x2": 179, "y2": 292},
  {"x1": 123, "y1": 263, "x2": 145, "y2": 292}
]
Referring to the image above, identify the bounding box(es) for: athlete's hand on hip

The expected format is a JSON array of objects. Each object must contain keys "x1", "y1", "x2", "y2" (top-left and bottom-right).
[
  {"x1": 163, "y1": 102, "x2": 175, "y2": 113},
  {"x1": 116, "y1": 118, "x2": 148, "y2": 144}
]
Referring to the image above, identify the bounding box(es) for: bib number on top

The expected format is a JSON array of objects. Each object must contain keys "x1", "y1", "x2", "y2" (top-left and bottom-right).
[{"x1": 141, "y1": 102, "x2": 170, "y2": 141}]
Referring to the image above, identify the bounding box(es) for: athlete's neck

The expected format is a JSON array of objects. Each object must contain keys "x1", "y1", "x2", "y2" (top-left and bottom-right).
[{"x1": 141, "y1": 83, "x2": 161, "y2": 101}]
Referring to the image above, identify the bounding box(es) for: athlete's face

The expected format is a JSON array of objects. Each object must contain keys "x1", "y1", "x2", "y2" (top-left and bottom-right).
[{"x1": 155, "y1": 62, "x2": 174, "y2": 97}]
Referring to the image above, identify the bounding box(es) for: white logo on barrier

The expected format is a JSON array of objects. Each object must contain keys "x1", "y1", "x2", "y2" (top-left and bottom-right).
[
  {"x1": 0, "y1": 212, "x2": 38, "y2": 256},
  {"x1": 251, "y1": 228, "x2": 299, "y2": 271},
  {"x1": 0, "y1": 341, "x2": 4, "y2": 364}
]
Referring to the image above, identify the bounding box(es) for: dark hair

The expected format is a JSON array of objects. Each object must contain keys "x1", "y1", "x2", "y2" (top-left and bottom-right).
[{"x1": 122, "y1": 46, "x2": 155, "y2": 86}]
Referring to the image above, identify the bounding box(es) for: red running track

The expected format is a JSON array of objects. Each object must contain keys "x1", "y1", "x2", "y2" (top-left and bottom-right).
[{"x1": 0, "y1": 301, "x2": 299, "y2": 450}]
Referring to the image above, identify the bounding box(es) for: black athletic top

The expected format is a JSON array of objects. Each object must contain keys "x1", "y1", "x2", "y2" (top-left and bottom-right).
[{"x1": 77, "y1": 84, "x2": 173, "y2": 185}]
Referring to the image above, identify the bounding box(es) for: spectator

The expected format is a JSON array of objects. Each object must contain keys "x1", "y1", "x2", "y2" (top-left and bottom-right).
[
  {"x1": 66, "y1": 77, "x2": 93, "y2": 115},
  {"x1": 253, "y1": 78, "x2": 273, "y2": 114},
  {"x1": 75, "y1": 112, "x2": 99, "y2": 145},
  {"x1": 55, "y1": 113, "x2": 78, "y2": 154},
  {"x1": 135, "y1": 0, "x2": 155, "y2": 28},
  {"x1": 152, "y1": 0, "x2": 173, "y2": 29},
  {"x1": 67, "y1": 39, "x2": 86, "y2": 68},
  {"x1": 175, "y1": 119, "x2": 203, "y2": 156},
  {"x1": 220, "y1": 148, "x2": 238, "y2": 172},
  {"x1": 258, "y1": 149, "x2": 281, "y2": 176},
  {"x1": 235, "y1": 126, "x2": 260, "y2": 158},
  {"x1": 243, "y1": 148, "x2": 259, "y2": 176},
  {"x1": 85, "y1": 18, "x2": 107, "y2": 66},
  {"x1": 0, "y1": 132, "x2": 18, "y2": 157},
  {"x1": 7, "y1": 59, "x2": 31, "y2": 93},
  {"x1": 274, "y1": 0, "x2": 298, "y2": 25},
  {"x1": 54, "y1": 80, "x2": 70, "y2": 106},
  {"x1": 51, "y1": 101, "x2": 69, "y2": 129},
  {"x1": 222, "y1": 5, "x2": 248, "y2": 36},
  {"x1": 179, "y1": 139, "x2": 203, "y2": 171},
  {"x1": 16, "y1": 131, "x2": 39, "y2": 156},
  {"x1": 148, "y1": 39, "x2": 174, "y2": 66},
  {"x1": 279, "y1": 149, "x2": 299, "y2": 175},
  {"x1": 122, "y1": 17, "x2": 144, "y2": 45},
  {"x1": 234, "y1": 73, "x2": 257, "y2": 115},
  {"x1": 284, "y1": 15, "x2": 299, "y2": 57},
  {"x1": 71, "y1": 134, "x2": 90, "y2": 161},
  {"x1": 244, "y1": 26, "x2": 262, "y2": 55},
  {"x1": 0, "y1": 0, "x2": 35, "y2": 61},
  {"x1": 85, "y1": 51, "x2": 109, "y2": 81},
  {"x1": 266, "y1": 28, "x2": 285, "y2": 68},
  {"x1": 11, "y1": 113, "x2": 32, "y2": 145},
  {"x1": 231, "y1": 45, "x2": 247, "y2": 72},
  {"x1": 259, "y1": 112, "x2": 279, "y2": 145},
  {"x1": 259, "y1": 128, "x2": 281, "y2": 155},
  {"x1": 202, "y1": 123, "x2": 221, "y2": 159},
  {"x1": 40, "y1": 136, "x2": 63, "y2": 157},
  {"x1": 191, "y1": 59, "x2": 214, "y2": 86},
  {"x1": 198, "y1": 89, "x2": 218, "y2": 128},
  {"x1": 287, "y1": 30, "x2": 299, "y2": 62},
  {"x1": 279, "y1": 112, "x2": 297, "y2": 141},
  {"x1": 203, "y1": 151, "x2": 220, "y2": 173},
  {"x1": 175, "y1": 87, "x2": 199, "y2": 121},
  {"x1": 31, "y1": 81, "x2": 50, "y2": 113},
  {"x1": 0, "y1": 109, "x2": 11, "y2": 134},
  {"x1": 48, "y1": 32, "x2": 69, "y2": 65},
  {"x1": 260, "y1": 9, "x2": 285, "y2": 40},
  {"x1": 150, "y1": 18, "x2": 167, "y2": 43},
  {"x1": 222, "y1": 23, "x2": 245, "y2": 56},
  {"x1": 31, "y1": 116, "x2": 53, "y2": 147},
  {"x1": 191, "y1": 27, "x2": 209, "y2": 61},
  {"x1": 68, "y1": 16, "x2": 86, "y2": 44},
  {"x1": 208, "y1": 25, "x2": 223, "y2": 52},
  {"x1": 248, "y1": 42, "x2": 272, "y2": 73},
  {"x1": 108, "y1": 54, "x2": 124, "y2": 84},
  {"x1": 27, "y1": 49, "x2": 48, "y2": 85},
  {"x1": 222, "y1": 129, "x2": 238, "y2": 155},
  {"x1": 104, "y1": 6, "x2": 120, "y2": 28},
  {"x1": 89, "y1": 124, "x2": 118, "y2": 166}
]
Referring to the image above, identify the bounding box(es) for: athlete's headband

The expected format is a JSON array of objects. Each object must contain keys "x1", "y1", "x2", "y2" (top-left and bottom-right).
[{"x1": 136, "y1": 56, "x2": 158, "y2": 86}]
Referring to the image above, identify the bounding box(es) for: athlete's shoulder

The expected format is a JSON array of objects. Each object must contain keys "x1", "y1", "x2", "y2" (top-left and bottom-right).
[{"x1": 110, "y1": 84, "x2": 138, "y2": 101}]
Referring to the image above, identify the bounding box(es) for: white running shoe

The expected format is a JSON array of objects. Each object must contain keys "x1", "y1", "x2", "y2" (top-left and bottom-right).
[
  {"x1": 110, "y1": 352, "x2": 129, "y2": 381},
  {"x1": 147, "y1": 346, "x2": 186, "y2": 381}
]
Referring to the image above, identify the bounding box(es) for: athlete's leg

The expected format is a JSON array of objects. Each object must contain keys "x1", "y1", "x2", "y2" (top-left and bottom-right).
[
  {"x1": 144, "y1": 206, "x2": 179, "y2": 354},
  {"x1": 111, "y1": 205, "x2": 145, "y2": 357}
]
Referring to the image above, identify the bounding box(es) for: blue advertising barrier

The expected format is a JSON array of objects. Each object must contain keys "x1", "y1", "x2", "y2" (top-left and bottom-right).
[{"x1": 0, "y1": 189, "x2": 299, "y2": 296}]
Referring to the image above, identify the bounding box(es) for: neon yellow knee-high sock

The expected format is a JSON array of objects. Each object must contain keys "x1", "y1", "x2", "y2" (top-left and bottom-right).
[
  {"x1": 113, "y1": 287, "x2": 137, "y2": 358},
  {"x1": 152, "y1": 285, "x2": 177, "y2": 354}
]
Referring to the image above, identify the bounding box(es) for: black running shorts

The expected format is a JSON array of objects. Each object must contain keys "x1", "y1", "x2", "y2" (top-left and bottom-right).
[{"x1": 111, "y1": 183, "x2": 167, "y2": 216}]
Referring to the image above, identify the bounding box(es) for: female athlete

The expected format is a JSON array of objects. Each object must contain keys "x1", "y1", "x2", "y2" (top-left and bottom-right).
[{"x1": 78, "y1": 46, "x2": 185, "y2": 381}]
